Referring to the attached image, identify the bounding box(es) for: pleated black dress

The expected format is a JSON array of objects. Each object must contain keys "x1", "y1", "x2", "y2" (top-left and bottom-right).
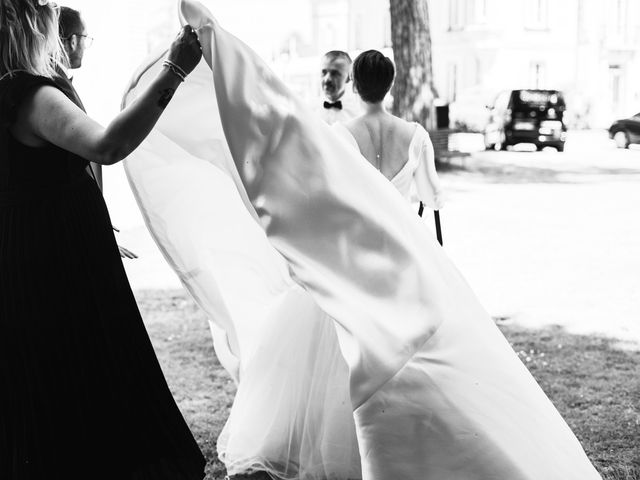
[{"x1": 0, "y1": 73, "x2": 206, "y2": 480}]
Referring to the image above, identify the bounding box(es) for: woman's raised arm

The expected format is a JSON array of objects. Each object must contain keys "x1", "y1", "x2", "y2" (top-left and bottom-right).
[{"x1": 21, "y1": 25, "x2": 202, "y2": 165}]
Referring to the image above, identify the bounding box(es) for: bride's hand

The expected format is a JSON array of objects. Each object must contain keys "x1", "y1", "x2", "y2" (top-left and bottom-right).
[{"x1": 167, "y1": 25, "x2": 203, "y2": 76}]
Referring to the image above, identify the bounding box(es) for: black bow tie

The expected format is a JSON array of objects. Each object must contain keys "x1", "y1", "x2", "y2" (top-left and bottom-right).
[{"x1": 323, "y1": 100, "x2": 343, "y2": 110}]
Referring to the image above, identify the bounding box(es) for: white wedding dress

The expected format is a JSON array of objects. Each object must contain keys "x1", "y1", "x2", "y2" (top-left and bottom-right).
[
  {"x1": 122, "y1": 1, "x2": 601, "y2": 479},
  {"x1": 332, "y1": 122, "x2": 444, "y2": 208}
]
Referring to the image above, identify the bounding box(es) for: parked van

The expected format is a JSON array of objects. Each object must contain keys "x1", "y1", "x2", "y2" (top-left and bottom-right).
[{"x1": 484, "y1": 89, "x2": 567, "y2": 152}]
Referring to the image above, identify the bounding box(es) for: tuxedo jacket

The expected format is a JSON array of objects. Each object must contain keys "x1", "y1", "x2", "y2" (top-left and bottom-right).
[
  {"x1": 53, "y1": 66, "x2": 103, "y2": 188},
  {"x1": 53, "y1": 66, "x2": 86, "y2": 113}
]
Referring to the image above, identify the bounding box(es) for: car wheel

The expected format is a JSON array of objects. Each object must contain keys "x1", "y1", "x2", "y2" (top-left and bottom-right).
[
  {"x1": 613, "y1": 130, "x2": 630, "y2": 149},
  {"x1": 556, "y1": 143, "x2": 565, "y2": 152}
]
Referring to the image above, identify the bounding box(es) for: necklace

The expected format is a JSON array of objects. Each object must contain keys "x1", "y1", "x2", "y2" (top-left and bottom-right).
[{"x1": 363, "y1": 120, "x2": 383, "y2": 171}]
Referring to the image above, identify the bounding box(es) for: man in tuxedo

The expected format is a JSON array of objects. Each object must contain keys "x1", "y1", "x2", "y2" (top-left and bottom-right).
[
  {"x1": 56, "y1": 7, "x2": 137, "y2": 259},
  {"x1": 57, "y1": 7, "x2": 95, "y2": 182},
  {"x1": 316, "y1": 50, "x2": 361, "y2": 125}
]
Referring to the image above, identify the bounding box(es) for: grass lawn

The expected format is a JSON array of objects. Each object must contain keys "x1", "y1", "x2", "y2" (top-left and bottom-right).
[{"x1": 136, "y1": 289, "x2": 640, "y2": 480}]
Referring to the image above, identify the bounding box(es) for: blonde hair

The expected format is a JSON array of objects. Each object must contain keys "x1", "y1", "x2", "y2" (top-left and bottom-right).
[{"x1": 0, "y1": 0, "x2": 64, "y2": 78}]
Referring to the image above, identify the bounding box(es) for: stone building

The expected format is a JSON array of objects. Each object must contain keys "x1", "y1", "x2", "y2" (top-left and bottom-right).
[{"x1": 280, "y1": 0, "x2": 640, "y2": 128}]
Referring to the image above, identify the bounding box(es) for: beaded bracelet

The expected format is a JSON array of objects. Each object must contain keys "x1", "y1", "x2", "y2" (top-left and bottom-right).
[{"x1": 162, "y1": 60, "x2": 186, "y2": 82}]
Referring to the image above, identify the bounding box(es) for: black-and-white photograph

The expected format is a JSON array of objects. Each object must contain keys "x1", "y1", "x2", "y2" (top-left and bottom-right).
[{"x1": 1, "y1": 0, "x2": 638, "y2": 479}]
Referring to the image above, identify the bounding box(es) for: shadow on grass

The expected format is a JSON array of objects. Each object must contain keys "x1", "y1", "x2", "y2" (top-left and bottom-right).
[
  {"x1": 135, "y1": 290, "x2": 640, "y2": 480},
  {"x1": 498, "y1": 322, "x2": 640, "y2": 480}
]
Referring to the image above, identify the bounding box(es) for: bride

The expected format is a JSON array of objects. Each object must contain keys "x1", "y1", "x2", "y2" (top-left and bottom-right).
[
  {"x1": 337, "y1": 49, "x2": 444, "y2": 214},
  {"x1": 123, "y1": 1, "x2": 601, "y2": 479}
]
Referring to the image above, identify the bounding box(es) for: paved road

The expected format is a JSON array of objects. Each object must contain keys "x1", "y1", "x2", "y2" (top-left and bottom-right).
[{"x1": 439, "y1": 130, "x2": 640, "y2": 343}]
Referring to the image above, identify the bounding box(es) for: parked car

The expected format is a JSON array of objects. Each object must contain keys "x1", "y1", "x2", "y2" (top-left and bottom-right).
[
  {"x1": 484, "y1": 89, "x2": 567, "y2": 151},
  {"x1": 609, "y1": 113, "x2": 640, "y2": 148}
]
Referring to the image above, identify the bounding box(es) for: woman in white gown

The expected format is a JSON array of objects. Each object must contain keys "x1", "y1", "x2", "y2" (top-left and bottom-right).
[
  {"x1": 123, "y1": 1, "x2": 602, "y2": 479},
  {"x1": 336, "y1": 50, "x2": 444, "y2": 213}
]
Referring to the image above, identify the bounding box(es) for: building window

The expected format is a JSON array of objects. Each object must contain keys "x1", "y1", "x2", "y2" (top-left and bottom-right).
[
  {"x1": 448, "y1": 63, "x2": 458, "y2": 102},
  {"x1": 577, "y1": 0, "x2": 586, "y2": 43},
  {"x1": 449, "y1": 0, "x2": 460, "y2": 30},
  {"x1": 609, "y1": 65, "x2": 623, "y2": 112},
  {"x1": 530, "y1": 62, "x2": 546, "y2": 89},
  {"x1": 319, "y1": 23, "x2": 337, "y2": 50},
  {"x1": 615, "y1": 0, "x2": 628, "y2": 37},
  {"x1": 383, "y1": 9, "x2": 392, "y2": 48},
  {"x1": 475, "y1": 57, "x2": 483, "y2": 85},
  {"x1": 475, "y1": 0, "x2": 488, "y2": 24},
  {"x1": 449, "y1": 0, "x2": 488, "y2": 30},
  {"x1": 524, "y1": 0, "x2": 548, "y2": 30},
  {"x1": 353, "y1": 14, "x2": 364, "y2": 50},
  {"x1": 449, "y1": 0, "x2": 467, "y2": 30}
]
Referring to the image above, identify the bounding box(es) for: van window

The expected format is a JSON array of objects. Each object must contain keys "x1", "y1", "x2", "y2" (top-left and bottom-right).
[{"x1": 516, "y1": 90, "x2": 565, "y2": 108}]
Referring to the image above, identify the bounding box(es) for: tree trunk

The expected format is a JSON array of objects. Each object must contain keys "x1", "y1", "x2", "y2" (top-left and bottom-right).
[{"x1": 389, "y1": 0, "x2": 437, "y2": 129}]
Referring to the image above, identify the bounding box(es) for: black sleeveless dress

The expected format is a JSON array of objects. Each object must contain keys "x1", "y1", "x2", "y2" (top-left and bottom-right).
[{"x1": 0, "y1": 73, "x2": 206, "y2": 479}]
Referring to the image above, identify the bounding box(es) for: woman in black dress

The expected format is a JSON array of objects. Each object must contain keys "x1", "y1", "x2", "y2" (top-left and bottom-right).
[{"x1": 0, "y1": 1, "x2": 205, "y2": 478}]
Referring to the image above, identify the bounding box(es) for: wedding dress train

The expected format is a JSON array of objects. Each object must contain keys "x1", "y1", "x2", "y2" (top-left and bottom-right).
[{"x1": 122, "y1": 1, "x2": 601, "y2": 479}]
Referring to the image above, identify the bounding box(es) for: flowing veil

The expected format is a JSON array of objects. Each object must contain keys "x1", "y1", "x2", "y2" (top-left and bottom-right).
[{"x1": 122, "y1": 1, "x2": 601, "y2": 479}]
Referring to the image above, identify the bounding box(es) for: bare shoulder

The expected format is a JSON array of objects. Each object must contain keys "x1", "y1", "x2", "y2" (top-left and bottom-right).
[
  {"x1": 389, "y1": 116, "x2": 420, "y2": 143},
  {"x1": 17, "y1": 84, "x2": 78, "y2": 126},
  {"x1": 15, "y1": 83, "x2": 95, "y2": 152},
  {"x1": 332, "y1": 121, "x2": 354, "y2": 141},
  {"x1": 343, "y1": 116, "x2": 364, "y2": 136},
  {"x1": 12, "y1": 85, "x2": 70, "y2": 146},
  {"x1": 27, "y1": 84, "x2": 77, "y2": 114}
]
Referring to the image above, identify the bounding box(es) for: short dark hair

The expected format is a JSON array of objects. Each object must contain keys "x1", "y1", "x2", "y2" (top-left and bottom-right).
[
  {"x1": 323, "y1": 50, "x2": 352, "y2": 65},
  {"x1": 352, "y1": 50, "x2": 395, "y2": 103},
  {"x1": 58, "y1": 6, "x2": 83, "y2": 39}
]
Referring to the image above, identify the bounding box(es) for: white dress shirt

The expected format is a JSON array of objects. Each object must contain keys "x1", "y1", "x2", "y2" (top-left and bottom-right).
[{"x1": 314, "y1": 90, "x2": 362, "y2": 125}]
